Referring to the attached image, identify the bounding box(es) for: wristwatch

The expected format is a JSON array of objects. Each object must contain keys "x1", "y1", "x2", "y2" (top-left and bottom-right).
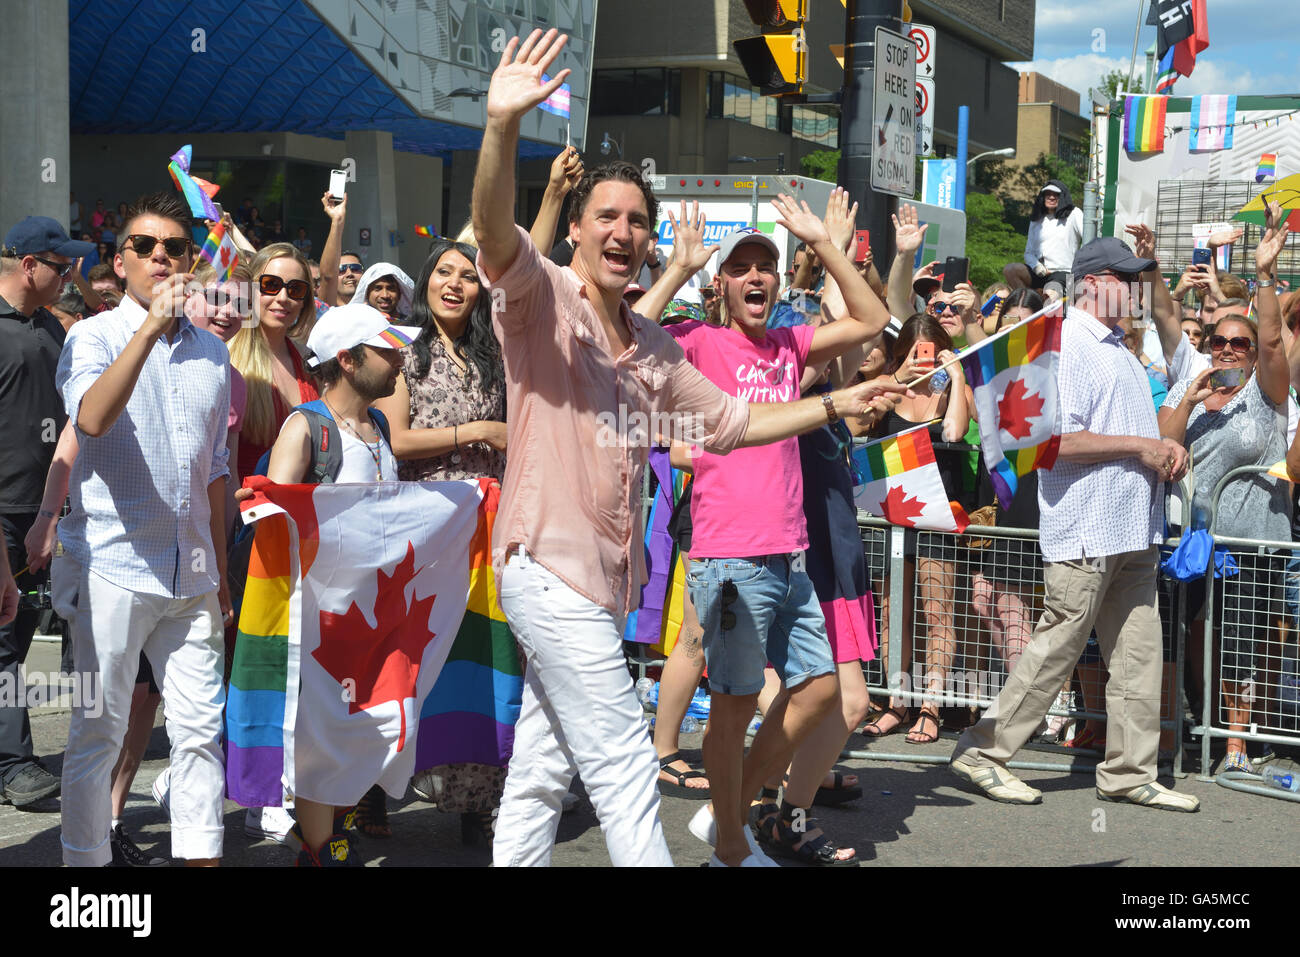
[
  {"x1": 1257, "y1": 278, "x2": 1276, "y2": 288},
  {"x1": 822, "y1": 393, "x2": 839, "y2": 424}
]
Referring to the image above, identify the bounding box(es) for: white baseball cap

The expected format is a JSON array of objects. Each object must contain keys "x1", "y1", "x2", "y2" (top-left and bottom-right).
[
  {"x1": 716, "y1": 227, "x2": 781, "y2": 268},
  {"x1": 305, "y1": 303, "x2": 420, "y2": 368}
]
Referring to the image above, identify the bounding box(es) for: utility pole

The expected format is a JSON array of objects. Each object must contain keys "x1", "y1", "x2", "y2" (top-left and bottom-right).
[{"x1": 837, "y1": 0, "x2": 902, "y2": 265}]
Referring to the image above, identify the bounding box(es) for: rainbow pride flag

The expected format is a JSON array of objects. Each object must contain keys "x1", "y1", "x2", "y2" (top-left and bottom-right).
[
  {"x1": 414, "y1": 481, "x2": 522, "y2": 772},
  {"x1": 197, "y1": 220, "x2": 239, "y2": 282},
  {"x1": 1123, "y1": 95, "x2": 1167, "y2": 153},
  {"x1": 166, "y1": 144, "x2": 220, "y2": 221},
  {"x1": 414, "y1": 225, "x2": 439, "y2": 238},
  {"x1": 853, "y1": 425, "x2": 969, "y2": 533},
  {"x1": 1256, "y1": 152, "x2": 1277, "y2": 182},
  {"x1": 960, "y1": 302, "x2": 1063, "y2": 509}
]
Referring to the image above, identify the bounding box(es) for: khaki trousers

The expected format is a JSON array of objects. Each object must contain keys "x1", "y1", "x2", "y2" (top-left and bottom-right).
[{"x1": 953, "y1": 546, "x2": 1163, "y2": 793}]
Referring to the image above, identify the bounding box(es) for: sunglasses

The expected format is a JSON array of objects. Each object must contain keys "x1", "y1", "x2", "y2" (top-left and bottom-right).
[
  {"x1": 122, "y1": 234, "x2": 191, "y2": 259},
  {"x1": 720, "y1": 580, "x2": 738, "y2": 631},
  {"x1": 1209, "y1": 334, "x2": 1254, "y2": 353},
  {"x1": 32, "y1": 256, "x2": 74, "y2": 278},
  {"x1": 202, "y1": 286, "x2": 250, "y2": 310},
  {"x1": 258, "y1": 274, "x2": 311, "y2": 301},
  {"x1": 930, "y1": 301, "x2": 960, "y2": 315},
  {"x1": 339, "y1": 263, "x2": 364, "y2": 275}
]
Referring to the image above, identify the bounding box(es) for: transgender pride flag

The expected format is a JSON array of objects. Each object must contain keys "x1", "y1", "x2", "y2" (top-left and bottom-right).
[
  {"x1": 960, "y1": 302, "x2": 1063, "y2": 509},
  {"x1": 539, "y1": 74, "x2": 571, "y2": 118},
  {"x1": 1190, "y1": 95, "x2": 1237, "y2": 151}
]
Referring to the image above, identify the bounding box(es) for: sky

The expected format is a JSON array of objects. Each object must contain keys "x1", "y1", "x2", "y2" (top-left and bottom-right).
[{"x1": 1010, "y1": 0, "x2": 1296, "y2": 105}]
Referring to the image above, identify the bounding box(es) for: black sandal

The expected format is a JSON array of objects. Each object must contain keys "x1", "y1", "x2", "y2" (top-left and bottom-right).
[
  {"x1": 657, "y1": 750, "x2": 711, "y2": 799},
  {"x1": 748, "y1": 786, "x2": 781, "y2": 831},
  {"x1": 755, "y1": 801, "x2": 858, "y2": 867},
  {"x1": 862, "y1": 706, "x2": 910, "y2": 738},
  {"x1": 785, "y1": 770, "x2": 863, "y2": 807},
  {"x1": 460, "y1": 810, "x2": 495, "y2": 848},
  {"x1": 353, "y1": 784, "x2": 391, "y2": 838}
]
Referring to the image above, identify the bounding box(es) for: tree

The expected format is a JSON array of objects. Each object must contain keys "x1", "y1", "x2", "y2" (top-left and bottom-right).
[
  {"x1": 800, "y1": 149, "x2": 840, "y2": 182},
  {"x1": 965, "y1": 192, "x2": 1027, "y2": 291},
  {"x1": 1094, "y1": 69, "x2": 1143, "y2": 102}
]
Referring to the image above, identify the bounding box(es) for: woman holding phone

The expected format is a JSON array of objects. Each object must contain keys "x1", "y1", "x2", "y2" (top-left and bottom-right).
[{"x1": 1158, "y1": 202, "x2": 1292, "y2": 774}]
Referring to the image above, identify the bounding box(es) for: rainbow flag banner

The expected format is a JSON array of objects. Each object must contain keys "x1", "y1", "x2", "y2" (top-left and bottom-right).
[
  {"x1": 226, "y1": 476, "x2": 487, "y2": 808},
  {"x1": 197, "y1": 220, "x2": 239, "y2": 282},
  {"x1": 414, "y1": 481, "x2": 522, "y2": 773},
  {"x1": 1123, "y1": 95, "x2": 1168, "y2": 153},
  {"x1": 960, "y1": 302, "x2": 1063, "y2": 510},
  {"x1": 852, "y1": 425, "x2": 969, "y2": 533},
  {"x1": 166, "y1": 144, "x2": 220, "y2": 221},
  {"x1": 414, "y1": 225, "x2": 438, "y2": 238},
  {"x1": 1256, "y1": 152, "x2": 1277, "y2": 182}
]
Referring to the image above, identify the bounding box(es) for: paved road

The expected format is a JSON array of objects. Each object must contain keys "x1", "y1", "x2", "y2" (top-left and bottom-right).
[{"x1": 3, "y1": 637, "x2": 1296, "y2": 868}]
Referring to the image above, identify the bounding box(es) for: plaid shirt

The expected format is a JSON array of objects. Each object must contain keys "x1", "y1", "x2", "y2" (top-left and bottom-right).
[{"x1": 56, "y1": 296, "x2": 231, "y2": 597}]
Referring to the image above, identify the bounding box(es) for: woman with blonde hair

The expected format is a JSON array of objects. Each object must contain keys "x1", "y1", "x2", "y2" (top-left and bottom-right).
[{"x1": 228, "y1": 243, "x2": 320, "y2": 482}]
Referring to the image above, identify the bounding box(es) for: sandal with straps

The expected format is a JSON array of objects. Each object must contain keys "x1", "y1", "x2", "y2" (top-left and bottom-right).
[
  {"x1": 748, "y1": 786, "x2": 781, "y2": 831},
  {"x1": 755, "y1": 803, "x2": 858, "y2": 867},
  {"x1": 862, "y1": 706, "x2": 910, "y2": 738},
  {"x1": 783, "y1": 771, "x2": 862, "y2": 807},
  {"x1": 906, "y1": 710, "x2": 941, "y2": 745},
  {"x1": 657, "y1": 751, "x2": 711, "y2": 799},
  {"x1": 353, "y1": 784, "x2": 391, "y2": 838}
]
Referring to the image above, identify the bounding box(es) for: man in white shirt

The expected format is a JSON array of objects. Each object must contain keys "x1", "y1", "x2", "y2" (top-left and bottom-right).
[
  {"x1": 951, "y1": 236, "x2": 1201, "y2": 813},
  {"x1": 57, "y1": 192, "x2": 233, "y2": 866}
]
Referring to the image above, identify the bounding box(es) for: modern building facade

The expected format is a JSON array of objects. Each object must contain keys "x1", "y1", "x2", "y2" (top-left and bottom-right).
[{"x1": 1012, "y1": 71, "x2": 1090, "y2": 192}]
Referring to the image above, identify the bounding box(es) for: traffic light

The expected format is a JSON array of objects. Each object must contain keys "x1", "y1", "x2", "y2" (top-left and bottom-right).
[{"x1": 733, "y1": 0, "x2": 808, "y2": 96}]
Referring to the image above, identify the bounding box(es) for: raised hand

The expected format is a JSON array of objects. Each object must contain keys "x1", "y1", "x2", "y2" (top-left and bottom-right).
[
  {"x1": 1208, "y1": 225, "x2": 1245, "y2": 249},
  {"x1": 1255, "y1": 199, "x2": 1290, "y2": 275},
  {"x1": 665, "y1": 200, "x2": 718, "y2": 274},
  {"x1": 548, "y1": 146, "x2": 583, "y2": 194},
  {"x1": 891, "y1": 204, "x2": 929, "y2": 256},
  {"x1": 322, "y1": 191, "x2": 347, "y2": 223},
  {"x1": 822, "y1": 186, "x2": 859, "y2": 253},
  {"x1": 1124, "y1": 223, "x2": 1156, "y2": 261},
  {"x1": 772, "y1": 193, "x2": 831, "y2": 246},
  {"x1": 1174, "y1": 262, "x2": 1211, "y2": 296},
  {"x1": 949, "y1": 282, "x2": 977, "y2": 318},
  {"x1": 486, "y1": 29, "x2": 571, "y2": 123}
]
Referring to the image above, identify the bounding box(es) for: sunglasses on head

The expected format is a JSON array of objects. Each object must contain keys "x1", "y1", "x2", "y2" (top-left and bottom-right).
[
  {"x1": 339, "y1": 263, "x2": 364, "y2": 274},
  {"x1": 1209, "y1": 334, "x2": 1254, "y2": 352},
  {"x1": 258, "y1": 274, "x2": 310, "y2": 301},
  {"x1": 32, "y1": 256, "x2": 74, "y2": 278},
  {"x1": 122, "y1": 234, "x2": 191, "y2": 259}
]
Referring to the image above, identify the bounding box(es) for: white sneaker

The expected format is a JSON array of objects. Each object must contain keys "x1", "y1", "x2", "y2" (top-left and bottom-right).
[
  {"x1": 1096, "y1": 781, "x2": 1200, "y2": 813},
  {"x1": 245, "y1": 804, "x2": 297, "y2": 844},
  {"x1": 151, "y1": 767, "x2": 170, "y2": 817},
  {"x1": 688, "y1": 804, "x2": 779, "y2": 866},
  {"x1": 950, "y1": 757, "x2": 1043, "y2": 805}
]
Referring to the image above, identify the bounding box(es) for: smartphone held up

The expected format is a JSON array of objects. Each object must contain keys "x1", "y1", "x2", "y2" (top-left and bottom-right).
[{"x1": 328, "y1": 169, "x2": 348, "y2": 206}]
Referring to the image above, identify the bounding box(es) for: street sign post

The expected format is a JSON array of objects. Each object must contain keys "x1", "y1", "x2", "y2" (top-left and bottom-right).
[
  {"x1": 916, "y1": 76, "x2": 935, "y2": 156},
  {"x1": 871, "y1": 25, "x2": 916, "y2": 198}
]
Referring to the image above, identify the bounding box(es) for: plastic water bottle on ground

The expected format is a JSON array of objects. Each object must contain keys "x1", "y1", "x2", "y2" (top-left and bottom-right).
[
  {"x1": 679, "y1": 715, "x2": 700, "y2": 734},
  {"x1": 635, "y1": 677, "x2": 656, "y2": 710},
  {"x1": 1260, "y1": 765, "x2": 1299, "y2": 792}
]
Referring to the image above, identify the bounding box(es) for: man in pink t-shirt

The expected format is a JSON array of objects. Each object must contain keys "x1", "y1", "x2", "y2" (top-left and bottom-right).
[{"x1": 670, "y1": 217, "x2": 896, "y2": 867}]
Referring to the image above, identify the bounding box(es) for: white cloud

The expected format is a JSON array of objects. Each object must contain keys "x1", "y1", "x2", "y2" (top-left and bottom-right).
[{"x1": 1008, "y1": 53, "x2": 1132, "y2": 103}]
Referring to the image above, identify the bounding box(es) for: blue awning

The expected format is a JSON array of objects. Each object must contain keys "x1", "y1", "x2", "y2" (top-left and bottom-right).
[{"x1": 68, "y1": 0, "x2": 556, "y2": 159}]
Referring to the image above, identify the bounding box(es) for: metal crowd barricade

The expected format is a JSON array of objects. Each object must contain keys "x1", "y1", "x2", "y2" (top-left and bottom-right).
[
  {"x1": 845, "y1": 515, "x2": 1187, "y2": 774},
  {"x1": 1200, "y1": 464, "x2": 1300, "y2": 803}
]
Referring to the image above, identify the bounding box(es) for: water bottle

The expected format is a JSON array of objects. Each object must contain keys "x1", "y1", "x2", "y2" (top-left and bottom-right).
[
  {"x1": 1260, "y1": 765, "x2": 1300, "y2": 793},
  {"x1": 635, "y1": 677, "x2": 656, "y2": 710},
  {"x1": 929, "y1": 367, "x2": 950, "y2": 394},
  {"x1": 679, "y1": 715, "x2": 700, "y2": 734},
  {"x1": 746, "y1": 715, "x2": 763, "y2": 736}
]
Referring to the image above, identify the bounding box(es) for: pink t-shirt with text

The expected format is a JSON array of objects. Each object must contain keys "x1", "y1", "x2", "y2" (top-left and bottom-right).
[{"x1": 667, "y1": 320, "x2": 816, "y2": 559}]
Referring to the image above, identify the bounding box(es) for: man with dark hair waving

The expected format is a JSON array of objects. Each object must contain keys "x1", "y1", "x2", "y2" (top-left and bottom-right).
[{"x1": 472, "y1": 28, "x2": 904, "y2": 867}]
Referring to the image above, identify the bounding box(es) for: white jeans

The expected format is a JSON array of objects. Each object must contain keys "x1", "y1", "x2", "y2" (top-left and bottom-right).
[
  {"x1": 61, "y1": 569, "x2": 226, "y2": 866},
  {"x1": 493, "y1": 549, "x2": 672, "y2": 867}
]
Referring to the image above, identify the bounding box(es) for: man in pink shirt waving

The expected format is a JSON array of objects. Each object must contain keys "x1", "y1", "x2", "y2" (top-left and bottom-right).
[{"x1": 471, "y1": 28, "x2": 904, "y2": 867}]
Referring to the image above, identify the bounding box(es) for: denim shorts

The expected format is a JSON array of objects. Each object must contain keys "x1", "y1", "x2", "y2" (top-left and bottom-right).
[{"x1": 686, "y1": 553, "x2": 835, "y2": 696}]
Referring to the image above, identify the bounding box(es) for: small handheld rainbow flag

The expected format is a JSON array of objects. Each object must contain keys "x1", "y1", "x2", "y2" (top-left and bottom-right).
[
  {"x1": 414, "y1": 225, "x2": 439, "y2": 238},
  {"x1": 167, "y1": 145, "x2": 220, "y2": 221},
  {"x1": 1123, "y1": 95, "x2": 1167, "y2": 154},
  {"x1": 197, "y1": 220, "x2": 239, "y2": 282},
  {"x1": 1256, "y1": 152, "x2": 1277, "y2": 182},
  {"x1": 960, "y1": 302, "x2": 1063, "y2": 509},
  {"x1": 852, "y1": 425, "x2": 969, "y2": 533}
]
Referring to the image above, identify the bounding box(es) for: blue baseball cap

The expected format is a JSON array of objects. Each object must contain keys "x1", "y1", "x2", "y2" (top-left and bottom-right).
[{"x1": 3, "y1": 216, "x2": 94, "y2": 259}]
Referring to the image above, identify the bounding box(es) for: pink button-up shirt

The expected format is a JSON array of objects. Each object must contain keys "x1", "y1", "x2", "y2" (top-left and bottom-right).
[{"x1": 482, "y1": 227, "x2": 749, "y2": 615}]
